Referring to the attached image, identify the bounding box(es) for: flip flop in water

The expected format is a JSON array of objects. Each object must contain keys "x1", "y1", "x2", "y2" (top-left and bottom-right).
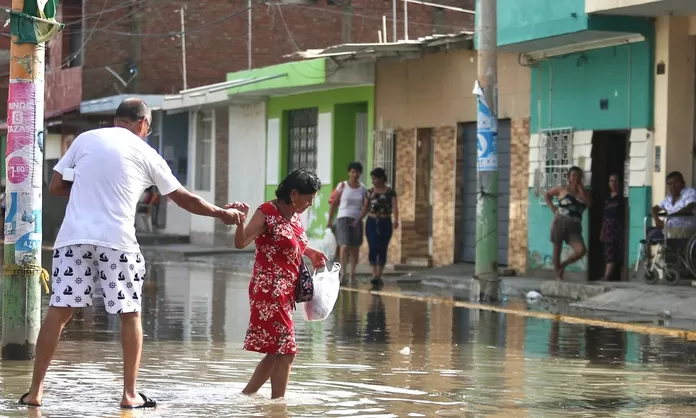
[
  {"x1": 18, "y1": 392, "x2": 41, "y2": 408},
  {"x1": 121, "y1": 393, "x2": 157, "y2": 409}
]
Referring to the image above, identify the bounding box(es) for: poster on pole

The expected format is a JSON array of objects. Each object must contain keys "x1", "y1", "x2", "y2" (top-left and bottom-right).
[
  {"x1": 473, "y1": 81, "x2": 498, "y2": 172},
  {"x1": 6, "y1": 79, "x2": 44, "y2": 265}
]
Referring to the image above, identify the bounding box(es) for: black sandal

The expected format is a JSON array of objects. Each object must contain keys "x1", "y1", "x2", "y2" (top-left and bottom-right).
[
  {"x1": 18, "y1": 392, "x2": 41, "y2": 408},
  {"x1": 121, "y1": 392, "x2": 157, "y2": 409}
]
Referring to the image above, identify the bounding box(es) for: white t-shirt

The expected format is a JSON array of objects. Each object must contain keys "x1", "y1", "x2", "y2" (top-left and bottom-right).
[
  {"x1": 336, "y1": 181, "x2": 367, "y2": 220},
  {"x1": 53, "y1": 127, "x2": 182, "y2": 252}
]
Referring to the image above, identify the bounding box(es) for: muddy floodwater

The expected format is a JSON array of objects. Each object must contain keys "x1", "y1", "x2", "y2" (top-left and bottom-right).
[{"x1": 1, "y1": 255, "x2": 696, "y2": 417}]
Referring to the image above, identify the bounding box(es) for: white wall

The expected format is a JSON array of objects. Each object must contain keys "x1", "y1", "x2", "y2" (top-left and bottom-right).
[
  {"x1": 228, "y1": 103, "x2": 267, "y2": 212},
  {"x1": 189, "y1": 110, "x2": 216, "y2": 235}
]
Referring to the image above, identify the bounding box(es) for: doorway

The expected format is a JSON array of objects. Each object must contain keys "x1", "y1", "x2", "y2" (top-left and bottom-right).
[
  {"x1": 588, "y1": 130, "x2": 629, "y2": 282},
  {"x1": 409, "y1": 128, "x2": 433, "y2": 264}
]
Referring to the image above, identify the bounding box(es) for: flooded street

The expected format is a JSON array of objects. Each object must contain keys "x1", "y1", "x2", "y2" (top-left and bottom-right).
[{"x1": 1, "y1": 254, "x2": 696, "y2": 416}]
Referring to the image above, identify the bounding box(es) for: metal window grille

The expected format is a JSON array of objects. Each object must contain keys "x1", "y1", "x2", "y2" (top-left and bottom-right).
[
  {"x1": 535, "y1": 128, "x2": 573, "y2": 202},
  {"x1": 373, "y1": 128, "x2": 395, "y2": 186},
  {"x1": 287, "y1": 108, "x2": 318, "y2": 173},
  {"x1": 194, "y1": 110, "x2": 213, "y2": 191}
]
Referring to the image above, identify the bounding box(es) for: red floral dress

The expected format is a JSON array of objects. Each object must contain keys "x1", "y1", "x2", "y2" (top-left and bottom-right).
[{"x1": 243, "y1": 201, "x2": 308, "y2": 355}]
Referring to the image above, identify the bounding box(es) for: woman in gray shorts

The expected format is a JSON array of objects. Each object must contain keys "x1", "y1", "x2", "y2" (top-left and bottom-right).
[
  {"x1": 544, "y1": 166, "x2": 592, "y2": 280},
  {"x1": 327, "y1": 162, "x2": 367, "y2": 282}
]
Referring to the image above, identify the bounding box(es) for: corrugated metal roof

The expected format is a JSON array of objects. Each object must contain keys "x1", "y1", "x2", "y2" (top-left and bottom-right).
[{"x1": 287, "y1": 30, "x2": 474, "y2": 61}]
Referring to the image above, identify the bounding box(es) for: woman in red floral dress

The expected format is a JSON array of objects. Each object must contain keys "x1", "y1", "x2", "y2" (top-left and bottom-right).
[{"x1": 233, "y1": 168, "x2": 327, "y2": 399}]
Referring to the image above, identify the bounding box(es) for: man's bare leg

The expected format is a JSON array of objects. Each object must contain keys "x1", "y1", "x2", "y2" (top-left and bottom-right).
[
  {"x1": 23, "y1": 307, "x2": 75, "y2": 406},
  {"x1": 120, "y1": 312, "x2": 144, "y2": 408}
]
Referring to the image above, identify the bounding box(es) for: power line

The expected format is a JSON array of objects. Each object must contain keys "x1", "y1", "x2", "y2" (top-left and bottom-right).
[{"x1": 79, "y1": 0, "x2": 265, "y2": 38}]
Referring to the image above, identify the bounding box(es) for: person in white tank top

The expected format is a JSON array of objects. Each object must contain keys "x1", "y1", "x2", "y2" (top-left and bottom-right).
[{"x1": 327, "y1": 162, "x2": 367, "y2": 282}]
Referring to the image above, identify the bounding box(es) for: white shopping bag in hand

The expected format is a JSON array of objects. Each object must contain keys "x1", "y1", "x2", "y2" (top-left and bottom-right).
[{"x1": 303, "y1": 262, "x2": 341, "y2": 322}]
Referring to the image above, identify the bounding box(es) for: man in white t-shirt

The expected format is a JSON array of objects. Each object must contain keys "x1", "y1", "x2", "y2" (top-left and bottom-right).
[{"x1": 19, "y1": 99, "x2": 248, "y2": 410}]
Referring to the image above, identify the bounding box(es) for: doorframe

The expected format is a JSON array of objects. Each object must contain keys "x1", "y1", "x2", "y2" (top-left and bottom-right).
[{"x1": 191, "y1": 108, "x2": 216, "y2": 195}]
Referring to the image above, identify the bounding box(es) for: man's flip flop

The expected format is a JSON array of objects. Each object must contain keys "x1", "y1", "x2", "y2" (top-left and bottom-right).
[
  {"x1": 18, "y1": 392, "x2": 41, "y2": 408},
  {"x1": 121, "y1": 393, "x2": 157, "y2": 409}
]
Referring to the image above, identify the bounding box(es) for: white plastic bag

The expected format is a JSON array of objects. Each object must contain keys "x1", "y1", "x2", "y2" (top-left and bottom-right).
[{"x1": 303, "y1": 262, "x2": 341, "y2": 322}]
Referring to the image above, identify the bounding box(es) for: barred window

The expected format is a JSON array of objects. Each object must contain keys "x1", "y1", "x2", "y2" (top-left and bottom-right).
[
  {"x1": 536, "y1": 128, "x2": 573, "y2": 203},
  {"x1": 373, "y1": 128, "x2": 395, "y2": 186},
  {"x1": 287, "y1": 108, "x2": 318, "y2": 173},
  {"x1": 194, "y1": 110, "x2": 213, "y2": 191}
]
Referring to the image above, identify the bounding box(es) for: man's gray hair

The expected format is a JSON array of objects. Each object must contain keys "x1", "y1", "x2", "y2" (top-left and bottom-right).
[{"x1": 115, "y1": 98, "x2": 151, "y2": 123}]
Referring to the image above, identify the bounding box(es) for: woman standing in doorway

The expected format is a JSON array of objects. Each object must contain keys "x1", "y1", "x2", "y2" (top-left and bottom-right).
[
  {"x1": 355, "y1": 167, "x2": 399, "y2": 288},
  {"x1": 234, "y1": 168, "x2": 328, "y2": 399},
  {"x1": 544, "y1": 166, "x2": 592, "y2": 280},
  {"x1": 600, "y1": 174, "x2": 624, "y2": 281},
  {"x1": 327, "y1": 162, "x2": 367, "y2": 283}
]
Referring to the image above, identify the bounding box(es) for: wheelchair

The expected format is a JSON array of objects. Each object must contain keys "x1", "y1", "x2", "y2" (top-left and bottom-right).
[{"x1": 636, "y1": 213, "x2": 696, "y2": 285}]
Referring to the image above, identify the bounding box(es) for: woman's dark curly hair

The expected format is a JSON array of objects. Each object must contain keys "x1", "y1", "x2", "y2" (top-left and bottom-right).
[
  {"x1": 370, "y1": 167, "x2": 388, "y2": 182},
  {"x1": 275, "y1": 168, "x2": 322, "y2": 204}
]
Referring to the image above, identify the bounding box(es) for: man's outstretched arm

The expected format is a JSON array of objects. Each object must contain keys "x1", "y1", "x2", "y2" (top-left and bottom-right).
[{"x1": 166, "y1": 187, "x2": 244, "y2": 225}]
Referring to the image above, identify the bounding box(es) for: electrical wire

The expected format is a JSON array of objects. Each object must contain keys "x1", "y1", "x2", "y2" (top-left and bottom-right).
[
  {"x1": 80, "y1": 0, "x2": 265, "y2": 38},
  {"x1": 277, "y1": 1, "x2": 473, "y2": 33}
]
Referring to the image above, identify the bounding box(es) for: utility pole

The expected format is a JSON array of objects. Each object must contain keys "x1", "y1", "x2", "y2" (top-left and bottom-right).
[
  {"x1": 3, "y1": 0, "x2": 62, "y2": 360},
  {"x1": 473, "y1": 0, "x2": 499, "y2": 302},
  {"x1": 180, "y1": 5, "x2": 188, "y2": 90},
  {"x1": 247, "y1": 0, "x2": 252, "y2": 70}
]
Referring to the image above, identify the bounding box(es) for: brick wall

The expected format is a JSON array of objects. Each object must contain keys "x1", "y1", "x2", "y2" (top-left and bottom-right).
[
  {"x1": 432, "y1": 126, "x2": 456, "y2": 266},
  {"x1": 390, "y1": 127, "x2": 416, "y2": 265},
  {"x1": 508, "y1": 117, "x2": 530, "y2": 273},
  {"x1": 80, "y1": 0, "x2": 474, "y2": 100},
  {"x1": 407, "y1": 128, "x2": 432, "y2": 261}
]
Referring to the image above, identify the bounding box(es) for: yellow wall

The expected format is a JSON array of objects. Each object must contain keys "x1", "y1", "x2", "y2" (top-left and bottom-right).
[{"x1": 652, "y1": 16, "x2": 695, "y2": 204}]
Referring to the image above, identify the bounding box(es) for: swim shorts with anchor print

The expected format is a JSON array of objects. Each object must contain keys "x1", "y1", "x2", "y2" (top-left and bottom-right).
[{"x1": 49, "y1": 244, "x2": 146, "y2": 314}]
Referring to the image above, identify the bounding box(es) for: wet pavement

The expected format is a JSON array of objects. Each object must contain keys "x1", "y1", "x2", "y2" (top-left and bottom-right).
[{"x1": 1, "y1": 253, "x2": 696, "y2": 416}]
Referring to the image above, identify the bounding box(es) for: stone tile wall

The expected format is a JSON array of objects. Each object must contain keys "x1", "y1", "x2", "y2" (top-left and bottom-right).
[
  {"x1": 508, "y1": 117, "x2": 531, "y2": 273},
  {"x1": 431, "y1": 126, "x2": 457, "y2": 266}
]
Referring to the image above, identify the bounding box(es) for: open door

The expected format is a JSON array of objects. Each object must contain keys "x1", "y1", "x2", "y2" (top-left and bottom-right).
[{"x1": 589, "y1": 131, "x2": 629, "y2": 281}]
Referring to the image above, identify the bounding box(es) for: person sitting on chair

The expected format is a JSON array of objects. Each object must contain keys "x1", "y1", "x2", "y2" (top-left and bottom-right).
[{"x1": 647, "y1": 171, "x2": 696, "y2": 244}]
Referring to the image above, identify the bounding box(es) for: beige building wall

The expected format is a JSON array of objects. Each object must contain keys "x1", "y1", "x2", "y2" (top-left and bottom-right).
[
  {"x1": 371, "y1": 50, "x2": 531, "y2": 268},
  {"x1": 376, "y1": 50, "x2": 530, "y2": 127},
  {"x1": 652, "y1": 16, "x2": 695, "y2": 204}
]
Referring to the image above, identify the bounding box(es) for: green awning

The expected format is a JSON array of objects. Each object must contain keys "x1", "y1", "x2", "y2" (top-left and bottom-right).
[{"x1": 10, "y1": 0, "x2": 64, "y2": 44}]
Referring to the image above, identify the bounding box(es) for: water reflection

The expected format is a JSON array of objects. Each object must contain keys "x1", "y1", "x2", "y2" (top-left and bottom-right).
[{"x1": 0, "y1": 256, "x2": 696, "y2": 416}]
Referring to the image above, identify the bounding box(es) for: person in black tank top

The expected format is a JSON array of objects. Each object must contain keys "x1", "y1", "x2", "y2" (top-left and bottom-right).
[{"x1": 544, "y1": 166, "x2": 593, "y2": 280}]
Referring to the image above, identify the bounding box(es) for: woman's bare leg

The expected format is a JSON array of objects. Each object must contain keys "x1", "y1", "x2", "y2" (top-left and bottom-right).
[
  {"x1": 349, "y1": 247, "x2": 359, "y2": 281},
  {"x1": 603, "y1": 262, "x2": 614, "y2": 281},
  {"x1": 243, "y1": 354, "x2": 275, "y2": 395},
  {"x1": 561, "y1": 241, "x2": 587, "y2": 275},
  {"x1": 270, "y1": 354, "x2": 296, "y2": 399},
  {"x1": 552, "y1": 243, "x2": 563, "y2": 280},
  {"x1": 339, "y1": 245, "x2": 348, "y2": 281}
]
